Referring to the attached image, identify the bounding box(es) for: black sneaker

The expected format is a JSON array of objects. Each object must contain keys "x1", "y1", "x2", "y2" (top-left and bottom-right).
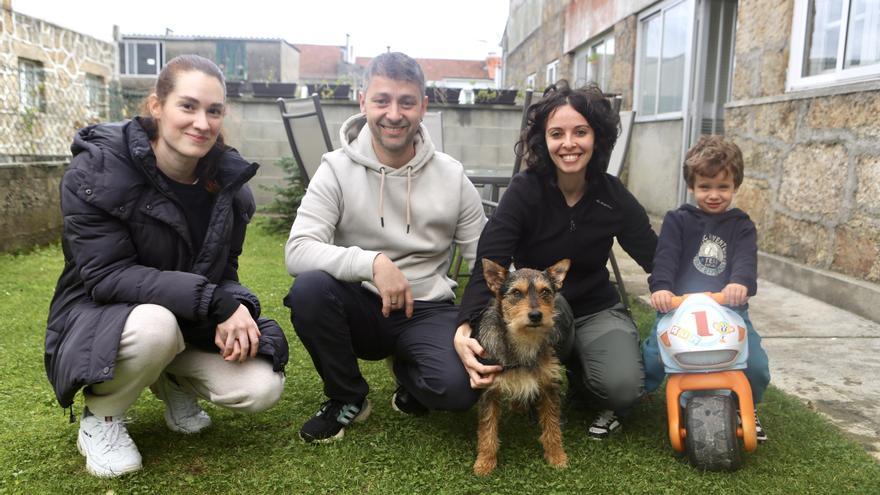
[
  {"x1": 739, "y1": 408, "x2": 767, "y2": 443},
  {"x1": 391, "y1": 386, "x2": 428, "y2": 416},
  {"x1": 299, "y1": 398, "x2": 372, "y2": 443},
  {"x1": 587, "y1": 409, "x2": 621, "y2": 440}
]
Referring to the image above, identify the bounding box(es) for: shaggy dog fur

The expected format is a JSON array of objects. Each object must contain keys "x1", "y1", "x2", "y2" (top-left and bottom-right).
[{"x1": 473, "y1": 258, "x2": 570, "y2": 476}]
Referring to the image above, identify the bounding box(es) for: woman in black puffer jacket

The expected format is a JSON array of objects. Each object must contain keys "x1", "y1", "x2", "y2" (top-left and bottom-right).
[{"x1": 45, "y1": 55, "x2": 288, "y2": 478}]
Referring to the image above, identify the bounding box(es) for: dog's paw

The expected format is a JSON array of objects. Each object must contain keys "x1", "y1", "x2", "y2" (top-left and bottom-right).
[
  {"x1": 546, "y1": 450, "x2": 568, "y2": 469},
  {"x1": 473, "y1": 456, "x2": 497, "y2": 476}
]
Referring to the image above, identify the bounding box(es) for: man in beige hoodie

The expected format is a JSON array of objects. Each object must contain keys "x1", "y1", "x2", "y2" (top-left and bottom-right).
[{"x1": 284, "y1": 52, "x2": 487, "y2": 443}]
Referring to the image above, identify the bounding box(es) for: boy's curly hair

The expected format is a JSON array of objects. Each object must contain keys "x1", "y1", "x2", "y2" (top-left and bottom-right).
[{"x1": 683, "y1": 135, "x2": 744, "y2": 187}]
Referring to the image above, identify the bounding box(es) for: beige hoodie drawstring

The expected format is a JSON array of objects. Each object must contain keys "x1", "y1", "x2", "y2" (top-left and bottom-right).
[
  {"x1": 378, "y1": 167, "x2": 386, "y2": 227},
  {"x1": 406, "y1": 166, "x2": 413, "y2": 234},
  {"x1": 377, "y1": 166, "x2": 413, "y2": 234}
]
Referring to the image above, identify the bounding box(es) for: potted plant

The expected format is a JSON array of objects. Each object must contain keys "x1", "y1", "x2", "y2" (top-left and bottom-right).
[
  {"x1": 225, "y1": 80, "x2": 244, "y2": 98},
  {"x1": 307, "y1": 81, "x2": 352, "y2": 100},
  {"x1": 426, "y1": 86, "x2": 461, "y2": 104},
  {"x1": 474, "y1": 88, "x2": 518, "y2": 105},
  {"x1": 251, "y1": 82, "x2": 298, "y2": 98}
]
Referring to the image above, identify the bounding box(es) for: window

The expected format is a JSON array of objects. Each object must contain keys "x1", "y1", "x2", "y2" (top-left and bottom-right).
[
  {"x1": 546, "y1": 60, "x2": 559, "y2": 85},
  {"x1": 86, "y1": 74, "x2": 107, "y2": 119},
  {"x1": 586, "y1": 34, "x2": 615, "y2": 90},
  {"x1": 526, "y1": 73, "x2": 536, "y2": 89},
  {"x1": 789, "y1": 0, "x2": 880, "y2": 90},
  {"x1": 217, "y1": 41, "x2": 247, "y2": 80},
  {"x1": 119, "y1": 40, "x2": 164, "y2": 75},
  {"x1": 636, "y1": 0, "x2": 691, "y2": 118},
  {"x1": 18, "y1": 58, "x2": 45, "y2": 112}
]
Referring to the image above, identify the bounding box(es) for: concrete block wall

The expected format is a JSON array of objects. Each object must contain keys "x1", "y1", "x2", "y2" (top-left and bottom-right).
[
  {"x1": 222, "y1": 98, "x2": 523, "y2": 205},
  {"x1": 0, "y1": 161, "x2": 65, "y2": 252}
]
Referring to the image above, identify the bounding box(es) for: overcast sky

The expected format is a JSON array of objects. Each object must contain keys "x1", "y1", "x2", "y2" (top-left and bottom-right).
[{"x1": 14, "y1": 0, "x2": 509, "y2": 60}]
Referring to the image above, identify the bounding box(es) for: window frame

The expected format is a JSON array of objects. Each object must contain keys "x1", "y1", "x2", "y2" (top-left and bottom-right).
[
  {"x1": 546, "y1": 59, "x2": 559, "y2": 86},
  {"x1": 18, "y1": 58, "x2": 46, "y2": 112},
  {"x1": 633, "y1": 0, "x2": 695, "y2": 122},
  {"x1": 86, "y1": 74, "x2": 108, "y2": 120},
  {"x1": 788, "y1": 0, "x2": 880, "y2": 91},
  {"x1": 120, "y1": 40, "x2": 164, "y2": 76},
  {"x1": 526, "y1": 73, "x2": 536, "y2": 89}
]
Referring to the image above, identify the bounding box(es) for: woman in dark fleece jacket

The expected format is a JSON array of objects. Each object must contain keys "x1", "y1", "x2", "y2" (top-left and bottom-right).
[
  {"x1": 455, "y1": 81, "x2": 657, "y2": 439},
  {"x1": 46, "y1": 55, "x2": 288, "y2": 478}
]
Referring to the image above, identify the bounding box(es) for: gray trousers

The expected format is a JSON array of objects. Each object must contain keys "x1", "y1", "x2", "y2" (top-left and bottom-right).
[{"x1": 554, "y1": 299, "x2": 645, "y2": 413}]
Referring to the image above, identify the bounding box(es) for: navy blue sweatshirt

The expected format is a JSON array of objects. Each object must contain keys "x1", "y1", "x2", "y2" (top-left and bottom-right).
[
  {"x1": 458, "y1": 167, "x2": 657, "y2": 325},
  {"x1": 648, "y1": 204, "x2": 757, "y2": 301}
]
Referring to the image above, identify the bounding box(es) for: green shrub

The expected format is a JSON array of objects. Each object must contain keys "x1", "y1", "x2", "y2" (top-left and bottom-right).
[{"x1": 260, "y1": 155, "x2": 306, "y2": 235}]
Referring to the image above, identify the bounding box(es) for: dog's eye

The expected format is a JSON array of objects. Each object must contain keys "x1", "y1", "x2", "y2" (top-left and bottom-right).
[
  {"x1": 509, "y1": 288, "x2": 522, "y2": 298},
  {"x1": 540, "y1": 288, "x2": 553, "y2": 297}
]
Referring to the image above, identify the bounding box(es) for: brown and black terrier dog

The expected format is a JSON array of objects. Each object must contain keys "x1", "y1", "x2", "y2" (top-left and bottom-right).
[{"x1": 472, "y1": 258, "x2": 570, "y2": 476}]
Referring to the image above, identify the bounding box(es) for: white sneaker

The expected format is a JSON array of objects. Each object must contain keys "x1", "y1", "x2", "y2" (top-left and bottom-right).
[
  {"x1": 152, "y1": 373, "x2": 212, "y2": 434},
  {"x1": 77, "y1": 412, "x2": 142, "y2": 478}
]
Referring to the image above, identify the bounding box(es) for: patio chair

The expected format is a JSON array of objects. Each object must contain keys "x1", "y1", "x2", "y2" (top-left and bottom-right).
[
  {"x1": 423, "y1": 111, "x2": 444, "y2": 151},
  {"x1": 607, "y1": 108, "x2": 637, "y2": 311},
  {"x1": 449, "y1": 90, "x2": 535, "y2": 282},
  {"x1": 276, "y1": 95, "x2": 333, "y2": 186}
]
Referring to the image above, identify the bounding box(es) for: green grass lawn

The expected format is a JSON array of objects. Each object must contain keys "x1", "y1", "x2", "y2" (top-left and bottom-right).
[{"x1": 2, "y1": 221, "x2": 879, "y2": 494}]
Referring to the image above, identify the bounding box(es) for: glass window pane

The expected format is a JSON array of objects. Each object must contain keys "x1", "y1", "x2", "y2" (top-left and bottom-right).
[
  {"x1": 603, "y1": 37, "x2": 615, "y2": 90},
  {"x1": 805, "y1": 0, "x2": 844, "y2": 75},
  {"x1": 639, "y1": 14, "x2": 661, "y2": 115},
  {"x1": 845, "y1": 0, "x2": 880, "y2": 68},
  {"x1": 136, "y1": 43, "x2": 158, "y2": 75},
  {"x1": 659, "y1": 1, "x2": 688, "y2": 113}
]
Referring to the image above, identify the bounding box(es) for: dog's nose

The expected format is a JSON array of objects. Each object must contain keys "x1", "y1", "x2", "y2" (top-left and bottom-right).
[{"x1": 528, "y1": 310, "x2": 542, "y2": 324}]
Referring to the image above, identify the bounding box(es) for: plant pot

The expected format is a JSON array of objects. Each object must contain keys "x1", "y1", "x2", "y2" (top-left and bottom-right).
[
  {"x1": 251, "y1": 82, "x2": 298, "y2": 98},
  {"x1": 225, "y1": 81, "x2": 244, "y2": 97},
  {"x1": 474, "y1": 89, "x2": 518, "y2": 105},
  {"x1": 307, "y1": 83, "x2": 352, "y2": 100},
  {"x1": 425, "y1": 87, "x2": 461, "y2": 104}
]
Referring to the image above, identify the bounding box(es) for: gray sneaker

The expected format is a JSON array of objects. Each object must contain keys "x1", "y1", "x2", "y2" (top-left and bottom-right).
[
  {"x1": 587, "y1": 409, "x2": 621, "y2": 440},
  {"x1": 152, "y1": 373, "x2": 212, "y2": 434},
  {"x1": 77, "y1": 411, "x2": 142, "y2": 478}
]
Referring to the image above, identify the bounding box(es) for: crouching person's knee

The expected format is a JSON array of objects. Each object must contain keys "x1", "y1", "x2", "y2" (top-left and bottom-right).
[
  {"x1": 224, "y1": 368, "x2": 285, "y2": 414},
  {"x1": 284, "y1": 271, "x2": 339, "y2": 325}
]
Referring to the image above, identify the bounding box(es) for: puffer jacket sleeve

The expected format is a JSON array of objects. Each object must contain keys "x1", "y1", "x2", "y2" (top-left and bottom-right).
[
  {"x1": 222, "y1": 186, "x2": 256, "y2": 282},
  {"x1": 61, "y1": 163, "x2": 218, "y2": 321}
]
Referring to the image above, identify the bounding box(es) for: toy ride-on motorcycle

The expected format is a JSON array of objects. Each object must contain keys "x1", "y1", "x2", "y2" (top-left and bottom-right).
[{"x1": 656, "y1": 292, "x2": 758, "y2": 471}]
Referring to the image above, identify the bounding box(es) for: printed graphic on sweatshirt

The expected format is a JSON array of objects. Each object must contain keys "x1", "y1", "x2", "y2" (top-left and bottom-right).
[{"x1": 693, "y1": 234, "x2": 727, "y2": 276}]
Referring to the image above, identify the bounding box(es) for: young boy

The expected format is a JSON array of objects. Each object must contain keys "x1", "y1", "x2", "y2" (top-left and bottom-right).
[{"x1": 641, "y1": 135, "x2": 770, "y2": 442}]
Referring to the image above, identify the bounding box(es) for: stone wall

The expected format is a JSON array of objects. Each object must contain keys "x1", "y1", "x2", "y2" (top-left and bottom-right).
[
  {"x1": 0, "y1": 160, "x2": 65, "y2": 251},
  {"x1": 503, "y1": 0, "x2": 571, "y2": 89},
  {"x1": 222, "y1": 98, "x2": 524, "y2": 205},
  {"x1": 0, "y1": 8, "x2": 116, "y2": 157},
  {"x1": 726, "y1": 0, "x2": 880, "y2": 284}
]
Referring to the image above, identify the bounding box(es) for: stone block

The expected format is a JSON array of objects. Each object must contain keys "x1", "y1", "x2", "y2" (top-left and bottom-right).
[
  {"x1": 832, "y1": 223, "x2": 880, "y2": 283},
  {"x1": 764, "y1": 214, "x2": 832, "y2": 267},
  {"x1": 731, "y1": 54, "x2": 759, "y2": 100},
  {"x1": 735, "y1": 177, "x2": 773, "y2": 234},
  {"x1": 855, "y1": 154, "x2": 880, "y2": 213},
  {"x1": 806, "y1": 92, "x2": 880, "y2": 138},
  {"x1": 779, "y1": 143, "x2": 847, "y2": 218},
  {"x1": 744, "y1": 138, "x2": 785, "y2": 177},
  {"x1": 753, "y1": 101, "x2": 797, "y2": 142},
  {"x1": 760, "y1": 48, "x2": 788, "y2": 97},
  {"x1": 724, "y1": 107, "x2": 751, "y2": 137}
]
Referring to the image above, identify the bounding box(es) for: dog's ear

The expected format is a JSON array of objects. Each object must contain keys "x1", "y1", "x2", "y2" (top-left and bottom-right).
[
  {"x1": 545, "y1": 259, "x2": 570, "y2": 290},
  {"x1": 482, "y1": 258, "x2": 508, "y2": 295}
]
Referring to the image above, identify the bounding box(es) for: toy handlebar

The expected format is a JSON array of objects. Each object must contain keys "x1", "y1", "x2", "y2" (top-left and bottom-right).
[{"x1": 669, "y1": 292, "x2": 726, "y2": 309}]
